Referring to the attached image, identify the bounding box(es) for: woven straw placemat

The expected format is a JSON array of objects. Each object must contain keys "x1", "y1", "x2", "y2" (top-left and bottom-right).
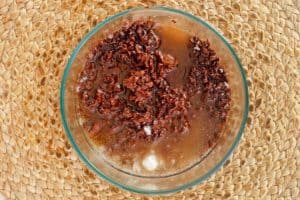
[{"x1": 0, "y1": 0, "x2": 299, "y2": 199}]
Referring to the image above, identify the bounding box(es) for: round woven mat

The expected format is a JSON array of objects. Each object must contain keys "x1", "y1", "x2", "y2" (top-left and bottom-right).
[{"x1": 0, "y1": 0, "x2": 299, "y2": 199}]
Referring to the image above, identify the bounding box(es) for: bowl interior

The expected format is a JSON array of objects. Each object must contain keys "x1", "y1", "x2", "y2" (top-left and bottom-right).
[{"x1": 60, "y1": 7, "x2": 248, "y2": 194}]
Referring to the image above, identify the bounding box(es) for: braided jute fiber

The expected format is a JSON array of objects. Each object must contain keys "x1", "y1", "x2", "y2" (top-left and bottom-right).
[{"x1": 0, "y1": 0, "x2": 299, "y2": 199}]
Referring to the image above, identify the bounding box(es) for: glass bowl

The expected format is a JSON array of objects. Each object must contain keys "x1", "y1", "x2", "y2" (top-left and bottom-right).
[{"x1": 60, "y1": 6, "x2": 249, "y2": 194}]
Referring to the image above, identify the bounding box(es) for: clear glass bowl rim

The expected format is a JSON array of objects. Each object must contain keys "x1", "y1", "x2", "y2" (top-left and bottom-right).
[{"x1": 60, "y1": 6, "x2": 249, "y2": 195}]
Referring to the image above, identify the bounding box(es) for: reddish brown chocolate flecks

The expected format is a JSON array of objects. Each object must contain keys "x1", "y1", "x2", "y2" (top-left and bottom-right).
[
  {"x1": 77, "y1": 20, "x2": 190, "y2": 143},
  {"x1": 186, "y1": 37, "x2": 231, "y2": 121},
  {"x1": 77, "y1": 20, "x2": 231, "y2": 151}
]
